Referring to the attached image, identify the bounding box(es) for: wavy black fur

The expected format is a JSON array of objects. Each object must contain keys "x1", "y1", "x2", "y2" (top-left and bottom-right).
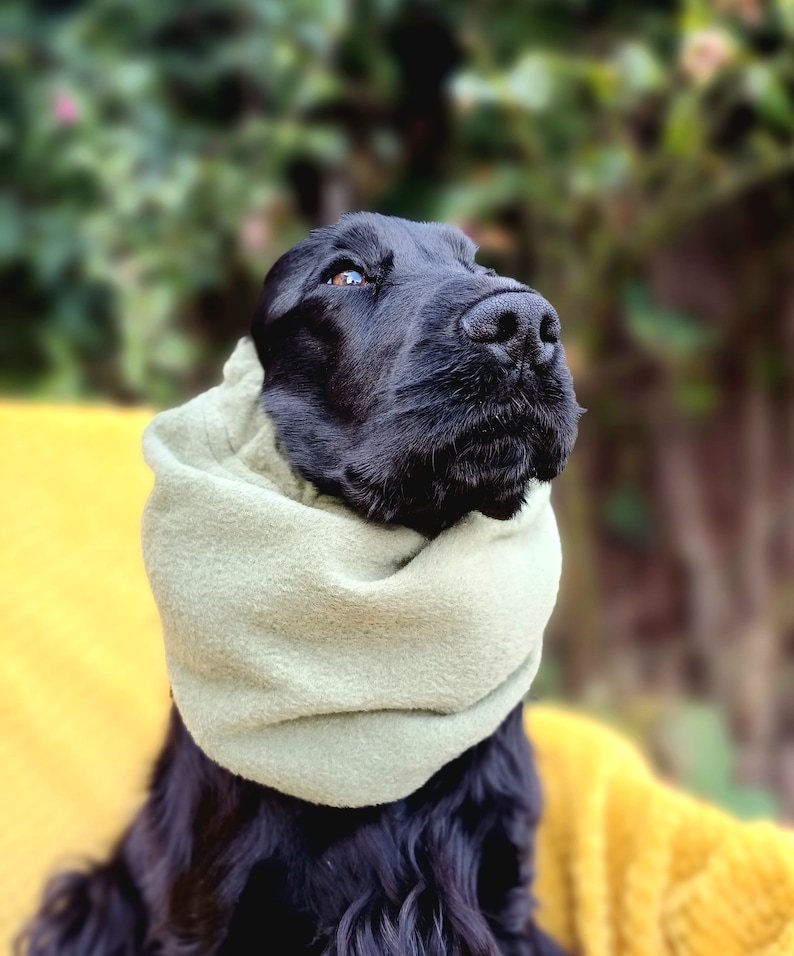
[{"x1": 19, "y1": 214, "x2": 579, "y2": 955}]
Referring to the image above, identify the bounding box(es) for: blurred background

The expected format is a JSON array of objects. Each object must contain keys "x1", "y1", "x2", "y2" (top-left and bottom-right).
[{"x1": 2, "y1": 0, "x2": 794, "y2": 821}]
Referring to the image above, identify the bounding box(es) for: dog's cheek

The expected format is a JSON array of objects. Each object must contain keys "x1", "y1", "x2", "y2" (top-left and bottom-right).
[
  {"x1": 316, "y1": 331, "x2": 376, "y2": 426},
  {"x1": 325, "y1": 366, "x2": 361, "y2": 423},
  {"x1": 323, "y1": 314, "x2": 407, "y2": 427}
]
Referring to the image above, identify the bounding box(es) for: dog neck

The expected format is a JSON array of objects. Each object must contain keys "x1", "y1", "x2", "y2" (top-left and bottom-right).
[{"x1": 141, "y1": 338, "x2": 562, "y2": 808}]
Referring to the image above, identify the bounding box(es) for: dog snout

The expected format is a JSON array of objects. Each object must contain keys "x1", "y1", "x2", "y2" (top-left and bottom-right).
[{"x1": 460, "y1": 291, "x2": 561, "y2": 368}]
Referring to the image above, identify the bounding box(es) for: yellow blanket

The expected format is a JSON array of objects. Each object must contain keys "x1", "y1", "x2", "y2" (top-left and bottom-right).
[{"x1": 2, "y1": 403, "x2": 793, "y2": 954}]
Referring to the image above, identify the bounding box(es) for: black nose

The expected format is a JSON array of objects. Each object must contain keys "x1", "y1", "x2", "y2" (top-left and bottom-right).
[{"x1": 460, "y1": 291, "x2": 561, "y2": 368}]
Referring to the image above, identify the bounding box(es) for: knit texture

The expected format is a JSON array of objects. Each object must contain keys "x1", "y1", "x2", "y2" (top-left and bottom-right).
[
  {"x1": 142, "y1": 337, "x2": 561, "y2": 807},
  {"x1": 0, "y1": 403, "x2": 169, "y2": 949},
  {"x1": 529, "y1": 707, "x2": 794, "y2": 955},
  {"x1": 3, "y1": 402, "x2": 794, "y2": 954}
]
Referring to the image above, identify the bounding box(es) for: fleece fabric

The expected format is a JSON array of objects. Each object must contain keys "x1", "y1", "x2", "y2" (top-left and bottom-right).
[
  {"x1": 6, "y1": 402, "x2": 794, "y2": 955},
  {"x1": 140, "y1": 337, "x2": 562, "y2": 807}
]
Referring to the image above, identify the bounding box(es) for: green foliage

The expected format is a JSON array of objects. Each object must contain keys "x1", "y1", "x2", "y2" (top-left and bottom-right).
[
  {"x1": 4, "y1": 0, "x2": 793, "y2": 816},
  {"x1": 655, "y1": 702, "x2": 780, "y2": 820},
  {"x1": 565, "y1": 697, "x2": 781, "y2": 821},
  {"x1": 3, "y1": 0, "x2": 794, "y2": 403},
  {"x1": 622, "y1": 282, "x2": 723, "y2": 418},
  {"x1": 1, "y1": 0, "x2": 373, "y2": 401},
  {"x1": 603, "y1": 486, "x2": 654, "y2": 545},
  {"x1": 623, "y1": 283, "x2": 719, "y2": 362}
]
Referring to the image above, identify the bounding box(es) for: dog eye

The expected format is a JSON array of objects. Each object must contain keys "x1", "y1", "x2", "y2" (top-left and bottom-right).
[{"x1": 327, "y1": 269, "x2": 367, "y2": 287}]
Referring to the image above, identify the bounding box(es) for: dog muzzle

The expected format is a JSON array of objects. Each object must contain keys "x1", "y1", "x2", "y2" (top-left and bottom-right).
[{"x1": 141, "y1": 338, "x2": 562, "y2": 807}]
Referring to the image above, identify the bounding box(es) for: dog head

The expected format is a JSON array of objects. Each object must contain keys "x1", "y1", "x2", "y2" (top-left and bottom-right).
[{"x1": 251, "y1": 212, "x2": 582, "y2": 534}]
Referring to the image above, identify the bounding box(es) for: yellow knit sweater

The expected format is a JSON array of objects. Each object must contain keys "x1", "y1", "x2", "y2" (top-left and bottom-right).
[{"x1": 2, "y1": 403, "x2": 793, "y2": 954}]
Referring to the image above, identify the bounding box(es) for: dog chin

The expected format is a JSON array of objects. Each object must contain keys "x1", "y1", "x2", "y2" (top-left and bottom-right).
[
  {"x1": 356, "y1": 480, "x2": 528, "y2": 533},
  {"x1": 476, "y1": 495, "x2": 526, "y2": 522},
  {"x1": 342, "y1": 453, "x2": 542, "y2": 533}
]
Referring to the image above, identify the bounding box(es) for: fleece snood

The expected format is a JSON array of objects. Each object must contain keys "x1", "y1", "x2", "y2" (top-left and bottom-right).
[{"x1": 141, "y1": 337, "x2": 562, "y2": 808}]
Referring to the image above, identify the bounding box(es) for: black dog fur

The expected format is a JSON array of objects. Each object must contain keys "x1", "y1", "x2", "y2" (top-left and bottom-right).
[{"x1": 18, "y1": 213, "x2": 581, "y2": 956}]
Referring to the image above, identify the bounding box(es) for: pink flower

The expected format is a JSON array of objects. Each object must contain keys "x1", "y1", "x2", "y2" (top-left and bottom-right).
[
  {"x1": 53, "y1": 92, "x2": 79, "y2": 125},
  {"x1": 713, "y1": 0, "x2": 763, "y2": 27},
  {"x1": 239, "y1": 213, "x2": 271, "y2": 255},
  {"x1": 680, "y1": 29, "x2": 736, "y2": 84}
]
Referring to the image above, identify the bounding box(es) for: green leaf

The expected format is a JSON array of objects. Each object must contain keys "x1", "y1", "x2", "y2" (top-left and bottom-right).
[
  {"x1": 662, "y1": 89, "x2": 705, "y2": 157},
  {"x1": 657, "y1": 703, "x2": 780, "y2": 821},
  {"x1": 450, "y1": 72, "x2": 501, "y2": 108},
  {"x1": 623, "y1": 283, "x2": 718, "y2": 361},
  {"x1": 30, "y1": 212, "x2": 80, "y2": 285},
  {"x1": 674, "y1": 378, "x2": 720, "y2": 417},
  {"x1": 615, "y1": 42, "x2": 666, "y2": 96},
  {"x1": 680, "y1": 0, "x2": 717, "y2": 32},
  {"x1": 507, "y1": 53, "x2": 554, "y2": 112},
  {"x1": 775, "y1": 0, "x2": 794, "y2": 34},
  {"x1": 571, "y1": 146, "x2": 632, "y2": 195},
  {"x1": 603, "y1": 487, "x2": 653, "y2": 544},
  {"x1": 0, "y1": 195, "x2": 23, "y2": 260},
  {"x1": 745, "y1": 63, "x2": 794, "y2": 131}
]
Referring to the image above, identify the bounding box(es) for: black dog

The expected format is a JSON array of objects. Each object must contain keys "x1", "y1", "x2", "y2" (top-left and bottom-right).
[{"x1": 19, "y1": 213, "x2": 580, "y2": 956}]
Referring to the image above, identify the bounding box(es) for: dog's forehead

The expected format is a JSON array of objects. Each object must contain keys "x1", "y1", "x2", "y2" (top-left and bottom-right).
[{"x1": 313, "y1": 214, "x2": 477, "y2": 267}]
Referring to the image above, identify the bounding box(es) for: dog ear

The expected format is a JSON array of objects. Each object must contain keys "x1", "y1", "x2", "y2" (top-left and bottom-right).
[
  {"x1": 16, "y1": 861, "x2": 146, "y2": 956},
  {"x1": 250, "y1": 242, "x2": 317, "y2": 371}
]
